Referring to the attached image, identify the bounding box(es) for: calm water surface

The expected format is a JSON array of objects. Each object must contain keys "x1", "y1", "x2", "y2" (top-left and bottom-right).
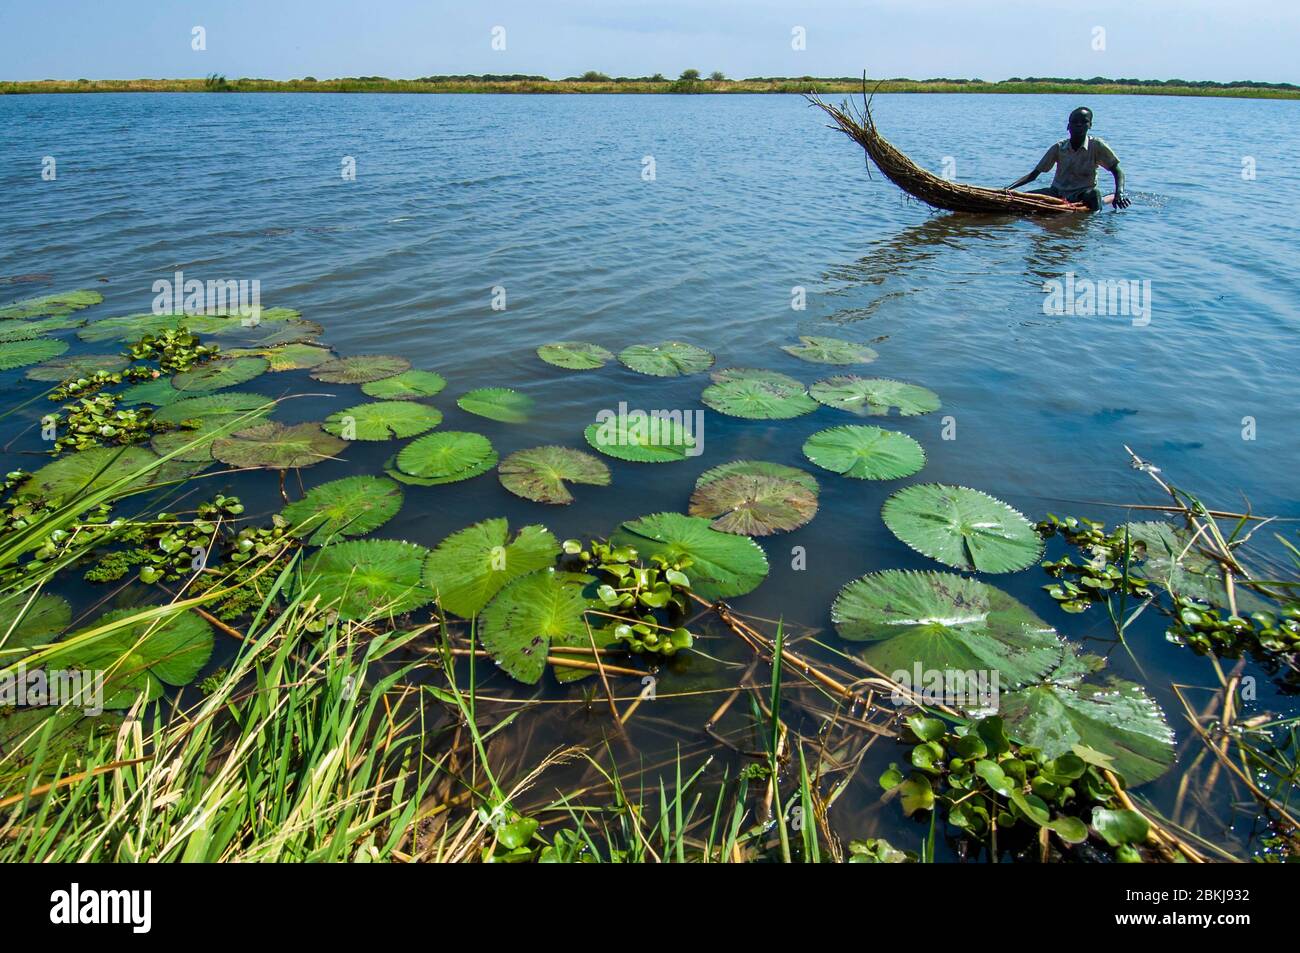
[{"x1": 3, "y1": 92, "x2": 1297, "y2": 856}]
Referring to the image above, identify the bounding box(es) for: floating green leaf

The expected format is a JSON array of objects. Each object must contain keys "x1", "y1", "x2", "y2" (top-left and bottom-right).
[
  {"x1": 152, "y1": 417, "x2": 255, "y2": 462},
  {"x1": 25, "y1": 353, "x2": 129, "y2": 381},
  {"x1": 214, "y1": 318, "x2": 322, "y2": 347},
  {"x1": 583, "y1": 416, "x2": 695, "y2": 463},
  {"x1": 695, "y1": 460, "x2": 820, "y2": 494},
  {"x1": 228, "y1": 342, "x2": 333, "y2": 371},
  {"x1": 172, "y1": 356, "x2": 269, "y2": 393},
  {"x1": 802, "y1": 425, "x2": 925, "y2": 480},
  {"x1": 387, "y1": 431, "x2": 497, "y2": 485},
  {"x1": 361, "y1": 369, "x2": 447, "y2": 400},
  {"x1": 689, "y1": 474, "x2": 818, "y2": 536},
  {"x1": 537, "y1": 341, "x2": 614, "y2": 370},
  {"x1": 810, "y1": 376, "x2": 940, "y2": 417},
  {"x1": 299, "y1": 539, "x2": 435, "y2": 621},
  {"x1": 0, "y1": 315, "x2": 86, "y2": 340},
  {"x1": 0, "y1": 289, "x2": 102, "y2": 320},
  {"x1": 212, "y1": 422, "x2": 346, "y2": 469},
  {"x1": 882, "y1": 484, "x2": 1043, "y2": 573},
  {"x1": 423, "y1": 519, "x2": 561, "y2": 617},
  {"x1": 479, "y1": 568, "x2": 591, "y2": 683},
  {"x1": 118, "y1": 378, "x2": 184, "y2": 406},
  {"x1": 611, "y1": 512, "x2": 769, "y2": 600},
  {"x1": 618, "y1": 341, "x2": 714, "y2": 377},
  {"x1": 282, "y1": 475, "x2": 404, "y2": 545},
  {"x1": 0, "y1": 338, "x2": 68, "y2": 371},
  {"x1": 498, "y1": 446, "x2": 611, "y2": 504},
  {"x1": 152, "y1": 392, "x2": 274, "y2": 425},
  {"x1": 45, "y1": 607, "x2": 214, "y2": 707},
  {"x1": 1000, "y1": 656, "x2": 1175, "y2": 786},
  {"x1": 310, "y1": 355, "x2": 411, "y2": 384},
  {"x1": 832, "y1": 570, "x2": 1064, "y2": 690},
  {"x1": 782, "y1": 335, "x2": 878, "y2": 365},
  {"x1": 16, "y1": 446, "x2": 183, "y2": 502},
  {"x1": 456, "y1": 387, "x2": 533, "y2": 423},
  {"x1": 324, "y1": 401, "x2": 443, "y2": 441},
  {"x1": 1124, "y1": 521, "x2": 1267, "y2": 610},
  {"x1": 0, "y1": 593, "x2": 71, "y2": 654},
  {"x1": 701, "y1": 368, "x2": 817, "y2": 419}
]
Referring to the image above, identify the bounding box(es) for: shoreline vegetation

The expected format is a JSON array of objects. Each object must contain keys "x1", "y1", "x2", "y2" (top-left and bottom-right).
[{"x1": 3, "y1": 72, "x2": 1300, "y2": 99}]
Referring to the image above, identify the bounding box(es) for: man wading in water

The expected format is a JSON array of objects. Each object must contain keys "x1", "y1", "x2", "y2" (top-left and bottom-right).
[{"x1": 1006, "y1": 107, "x2": 1130, "y2": 211}]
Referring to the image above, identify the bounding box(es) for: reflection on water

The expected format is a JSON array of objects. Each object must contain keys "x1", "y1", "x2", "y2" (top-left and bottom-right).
[{"x1": 2, "y1": 91, "x2": 1298, "y2": 857}]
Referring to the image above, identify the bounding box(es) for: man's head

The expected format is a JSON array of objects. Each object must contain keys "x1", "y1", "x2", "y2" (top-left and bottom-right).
[{"x1": 1067, "y1": 107, "x2": 1093, "y2": 146}]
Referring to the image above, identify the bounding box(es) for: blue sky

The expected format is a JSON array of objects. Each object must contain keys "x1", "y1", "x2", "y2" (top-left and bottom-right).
[{"x1": 2, "y1": 0, "x2": 1295, "y2": 84}]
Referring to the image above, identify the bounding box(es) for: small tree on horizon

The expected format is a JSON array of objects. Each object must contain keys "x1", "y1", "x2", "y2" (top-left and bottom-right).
[
  {"x1": 679, "y1": 68, "x2": 700, "y2": 81},
  {"x1": 709, "y1": 70, "x2": 725, "y2": 81}
]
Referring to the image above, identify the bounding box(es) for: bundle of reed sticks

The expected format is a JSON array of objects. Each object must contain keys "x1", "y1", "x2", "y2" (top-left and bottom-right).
[{"x1": 809, "y1": 89, "x2": 1087, "y2": 215}]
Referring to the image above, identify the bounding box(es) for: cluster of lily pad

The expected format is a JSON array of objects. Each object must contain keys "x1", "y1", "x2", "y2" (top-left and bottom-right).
[{"x1": 2, "y1": 292, "x2": 1184, "y2": 858}]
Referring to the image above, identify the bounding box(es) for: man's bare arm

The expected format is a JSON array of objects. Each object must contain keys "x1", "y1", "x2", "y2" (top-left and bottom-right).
[
  {"x1": 1005, "y1": 171, "x2": 1039, "y2": 191},
  {"x1": 1110, "y1": 162, "x2": 1130, "y2": 209}
]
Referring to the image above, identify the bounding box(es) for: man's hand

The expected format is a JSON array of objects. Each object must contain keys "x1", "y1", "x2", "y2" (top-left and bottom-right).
[{"x1": 1113, "y1": 191, "x2": 1131, "y2": 210}]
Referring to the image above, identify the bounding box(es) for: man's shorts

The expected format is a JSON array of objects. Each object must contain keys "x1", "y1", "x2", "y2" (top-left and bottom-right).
[{"x1": 1031, "y1": 185, "x2": 1102, "y2": 211}]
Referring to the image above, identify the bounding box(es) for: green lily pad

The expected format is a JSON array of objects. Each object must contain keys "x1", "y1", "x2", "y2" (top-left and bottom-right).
[
  {"x1": 802, "y1": 425, "x2": 926, "y2": 480},
  {"x1": 0, "y1": 289, "x2": 102, "y2": 320},
  {"x1": 361, "y1": 369, "x2": 447, "y2": 400},
  {"x1": 0, "y1": 592, "x2": 72, "y2": 654},
  {"x1": 832, "y1": 570, "x2": 1064, "y2": 690},
  {"x1": 299, "y1": 539, "x2": 435, "y2": 621},
  {"x1": 1124, "y1": 521, "x2": 1268, "y2": 611},
  {"x1": 214, "y1": 319, "x2": 323, "y2": 347},
  {"x1": 227, "y1": 343, "x2": 333, "y2": 371},
  {"x1": 423, "y1": 519, "x2": 561, "y2": 617},
  {"x1": 323, "y1": 401, "x2": 443, "y2": 441},
  {"x1": 386, "y1": 431, "x2": 498, "y2": 485},
  {"x1": 0, "y1": 315, "x2": 86, "y2": 340},
  {"x1": 44, "y1": 607, "x2": 214, "y2": 708},
  {"x1": 701, "y1": 368, "x2": 817, "y2": 419},
  {"x1": 456, "y1": 388, "x2": 533, "y2": 423},
  {"x1": 118, "y1": 378, "x2": 185, "y2": 406},
  {"x1": 584, "y1": 416, "x2": 696, "y2": 463},
  {"x1": 0, "y1": 338, "x2": 68, "y2": 370},
  {"x1": 212, "y1": 422, "x2": 346, "y2": 469},
  {"x1": 689, "y1": 473, "x2": 818, "y2": 536},
  {"x1": 172, "y1": 357, "x2": 269, "y2": 393},
  {"x1": 782, "y1": 335, "x2": 878, "y2": 365},
  {"x1": 480, "y1": 568, "x2": 591, "y2": 684},
  {"x1": 77, "y1": 312, "x2": 217, "y2": 343},
  {"x1": 611, "y1": 512, "x2": 769, "y2": 600},
  {"x1": 282, "y1": 475, "x2": 404, "y2": 545},
  {"x1": 882, "y1": 484, "x2": 1044, "y2": 573},
  {"x1": 15, "y1": 446, "x2": 183, "y2": 502},
  {"x1": 152, "y1": 392, "x2": 275, "y2": 425},
  {"x1": 695, "y1": 460, "x2": 820, "y2": 494},
  {"x1": 152, "y1": 417, "x2": 256, "y2": 463},
  {"x1": 25, "y1": 353, "x2": 130, "y2": 381},
  {"x1": 498, "y1": 446, "x2": 611, "y2": 504},
  {"x1": 537, "y1": 341, "x2": 615, "y2": 370},
  {"x1": 152, "y1": 399, "x2": 260, "y2": 460},
  {"x1": 1000, "y1": 654, "x2": 1175, "y2": 786},
  {"x1": 310, "y1": 355, "x2": 411, "y2": 384},
  {"x1": 810, "y1": 377, "x2": 940, "y2": 417},
  {"x1": 618, "y1": 341, "x2": 714, "y2": 377}
]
